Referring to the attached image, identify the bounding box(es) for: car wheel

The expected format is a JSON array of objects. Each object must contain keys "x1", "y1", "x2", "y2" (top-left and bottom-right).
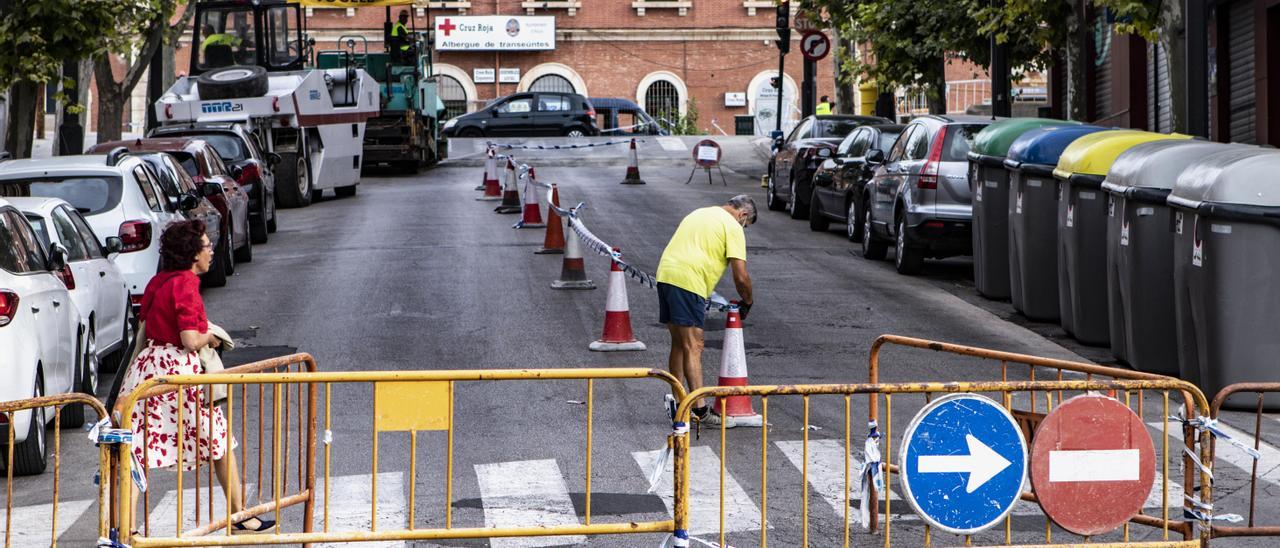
[
  {"x1": 102, "y1": 303, "x2": 134, "y2": 374},
  {"x1": 787, "y1": 179, "x2": 808, "y2": 220},
  {"x1": 203, "y1": 231, "x2": 231, "y2": 288},
  {"x1": 846, "y1": 199, "x2": 863, "y2": 242},
  {"x1": 12, "y1": 376, "x2": 48, "y2": 476},
  {"x1": 275, "y1": 153, "x2": 313, "y2": 209},
  {"x1": 766, "y1": 170, "x2": 785, "y2": 212},
  {"x1": 63, "y1": 327, "x2": 94, "y2": 428},
  {"x1": 233, "y1": 223, "x2": 253, "y2": 263},
  {"x1": 250, "y1": 200, "x2": 269, "y2": 244},
  {"x1": 861, "y1": 199, "x2": 888, "y2": 261},
  {"x1": 335, "y1": 184, "x2": 358, "y2": 198},
  {"x1": 895, "y1": 215, "x2": 925, "y2": 275},
  {"x1": 459, "y1": 127, "x2": 484, "y2": 138},
  {"x1": 564, "y1": 127, "x2": 586, "y2": 138},
  {"x1": 808, "y1": 189, "x2": 830, "y2": 231}
]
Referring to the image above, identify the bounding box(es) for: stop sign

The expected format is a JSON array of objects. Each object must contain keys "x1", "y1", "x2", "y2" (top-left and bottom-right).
[{"x1": 1029, "y1": 394, "x2": 1155, "y2": 536}]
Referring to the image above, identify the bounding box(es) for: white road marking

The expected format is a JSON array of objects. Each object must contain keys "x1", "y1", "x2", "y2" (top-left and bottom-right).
[
  {"x1": 633, "y1": 445, "x2": 762, "y2": 536},
  {"x1": 145, "y1": 482, "x2": 253, "y2": 537},
  {"x1": 315, "y1": 472, "x2": 407, "y2": 548},
  {"x1": 774, "y1": 439, "x2": 901, "y2": 515},
  {"x1": 1152, "y1": 420, "x2": 1280, "y2": 486},
  {"x1": 1049, "y1": 449, "x2": 1140, "y2": 482},
  {"x1": 0, "y1": 498, "x2": 94, "y2": 546},
  {"x1": 475, "y1": 459, "x2": 584, "y2": 548},
  {"x1": 657, "y1": 137, "x2": 687, "y2": 152},
  {"x1": 1145, "y1": 471, "x2": 1186, "y2": 512}
]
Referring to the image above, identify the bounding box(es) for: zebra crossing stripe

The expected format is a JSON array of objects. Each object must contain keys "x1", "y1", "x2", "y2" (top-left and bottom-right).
[
  {"x1": 475, "y1": 459, "x2": 585, "y2": 548},
  {"x1": 773, "y1": 439, "x2": 902, "y2": 515},
  {"x1": 633, "y1": 445, "x2": 762, "y2": 536},
  {"x1": 145, "y1": 482, "x2": 255, "y2": 537},
  {"x1": 314, "y1": 472, "x2": 407, "y2": 548},
  {"x1": 0, "y1": 498, "x2": 93, "y2": 546},
  {"x1": 1153, "y1": 420, "x2": 1280, "y2": 485}
]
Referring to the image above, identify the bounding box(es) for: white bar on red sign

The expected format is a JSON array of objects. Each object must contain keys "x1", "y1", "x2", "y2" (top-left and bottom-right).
[{"x1": 1048, "y1": 449, "x2": 1140, "y2": 482}]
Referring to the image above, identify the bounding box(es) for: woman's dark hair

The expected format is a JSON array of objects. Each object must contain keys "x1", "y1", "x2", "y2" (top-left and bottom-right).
[{"x1": 158, "y1": 220, "x2": 208, "y2": 272}]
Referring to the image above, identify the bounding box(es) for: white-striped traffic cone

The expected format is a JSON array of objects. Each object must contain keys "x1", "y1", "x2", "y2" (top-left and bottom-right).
[
  {"x1": 536, "y1": 184, "x2": 566, "y2": 254},
  {"x1": 478, "y1": 148, "x2": 501, "y2": 198},
  {"x1": 550, "y1": 218, "x2": 594, "y2": 289},
  {"x1": 494, "y1": 159, "x2": 521, "y2": 213},
  {"x1": 589, "y1": 248, "x2": 645, "y2": 351},
  {"x1": 516, "y1": 168, "x2": 545, "y2": 228},
  {"x1": 712, "y1": 304, "x2": 763, "y2": 428},
  {"x1": 620, "y1": 138, "x2": 646, "y2": 185}
]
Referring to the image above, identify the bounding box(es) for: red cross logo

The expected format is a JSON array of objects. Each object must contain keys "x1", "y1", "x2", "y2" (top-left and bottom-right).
[{"x1": 439, "y1": 18, "x2": 457, "y2": 36}]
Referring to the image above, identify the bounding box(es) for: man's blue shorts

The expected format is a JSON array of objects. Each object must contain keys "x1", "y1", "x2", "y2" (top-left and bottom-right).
[{"x1": 658, "y1": 282, "x2": 707, "y2": 328}]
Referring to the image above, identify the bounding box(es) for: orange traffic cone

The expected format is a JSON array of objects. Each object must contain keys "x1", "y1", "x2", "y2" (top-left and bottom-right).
[
  {"x1": 494, "y1": 159, "x2": 521, "y2": 213},
  {"x1": 516, "y1": 168, "x2": 545, "y2": 228},
  {"x1": 620, "y1": 138, "x2": 646, "y2": 185},
  {"x1": 550, "y1": 219, "x2": 594, "y2": 289},
  {"x1": 589, "y1": 248, "x2": 645, "y2": 351},
  {"x1": 478, "y1": 147, "x2": 501, "y2": 198},
  {"x1": 536, "y1": 184, "x2": 565, "y2": 254},
  {"x1": 712, "y1": 304, "x2": 763, "y2": 428}
]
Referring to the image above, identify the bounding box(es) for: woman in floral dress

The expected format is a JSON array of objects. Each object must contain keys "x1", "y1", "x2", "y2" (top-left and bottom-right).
[{"x1": 116, "y1": 220, "x2": 272, "y2": 533}]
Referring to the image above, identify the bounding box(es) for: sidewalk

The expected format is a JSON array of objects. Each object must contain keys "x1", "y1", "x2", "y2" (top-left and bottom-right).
[{"x1": 29, "y1": 132, "x2": 143, "y2": 159}]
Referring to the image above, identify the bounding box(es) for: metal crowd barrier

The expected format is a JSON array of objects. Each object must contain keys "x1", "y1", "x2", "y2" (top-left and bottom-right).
[
  {"x1": 673, "y1": 378, "x2": 1210, "y2": 548},
  {"x1": 114, "y1": 365, "x2": 684, "y2": 546},
  {"x1": 2, "y1": 393, "x2": 111, "y2": 548},
  {"x1": 866, "y1": 335, "x2": 1200, "y2": 539},
  {"x1": 1206, "y1": 383, "x2": 1280, "y2": 540}
]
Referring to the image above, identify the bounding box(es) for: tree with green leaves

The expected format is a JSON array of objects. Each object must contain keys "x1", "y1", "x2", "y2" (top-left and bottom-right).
[
  {"x1": 93, "y1": 1, "x2": 197, "y2": 144},
  {"x1": 1092, "y1": 0, "x2": 1188, "y2": 131}
]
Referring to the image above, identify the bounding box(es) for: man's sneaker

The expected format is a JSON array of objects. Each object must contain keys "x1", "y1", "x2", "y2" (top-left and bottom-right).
[
  {"x1": 701, "y1": 408, "x2": 724, "y2": 426},
  {"x1": 692, "y1": 405, "x2": 711, "y2": 422}
]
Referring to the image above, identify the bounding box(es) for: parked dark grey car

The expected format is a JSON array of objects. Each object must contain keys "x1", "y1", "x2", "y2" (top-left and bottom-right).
[
  {"x1": 861, "y1": 114, "x2": 991, "y2": 274},
  {"x1": 809, "y1": 123, "x2": 905, "y2": 240}
]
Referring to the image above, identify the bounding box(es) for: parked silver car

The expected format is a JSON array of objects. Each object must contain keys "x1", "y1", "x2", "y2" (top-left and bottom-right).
[{"x1": 862, "y1": 114, "x2": 991, "y2": 274}]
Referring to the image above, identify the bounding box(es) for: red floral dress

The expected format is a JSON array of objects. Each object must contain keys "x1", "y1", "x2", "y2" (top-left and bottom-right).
[{"x1": 117, "y1": 270, "x2": 234, "y2": 471}]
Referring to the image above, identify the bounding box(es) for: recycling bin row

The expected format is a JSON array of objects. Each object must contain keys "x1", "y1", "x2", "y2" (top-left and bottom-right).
[{"x1": 969, "y1": 118, "x2": 1280, "y2": 400}]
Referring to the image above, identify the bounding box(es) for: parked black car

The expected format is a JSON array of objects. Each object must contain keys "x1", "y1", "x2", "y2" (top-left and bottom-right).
[
  {"x1": 765, "y1": 115, "x2": 890, "y2": 220},
  {"x1": 588, "y1": 97, "x2": 668, "y2": 136},
  {"x1": 442, "y1": 92, "x2": 600, "y2": 138},
  {"x1": 809, "y1": 123, "x2": 905, "y2": 240}
]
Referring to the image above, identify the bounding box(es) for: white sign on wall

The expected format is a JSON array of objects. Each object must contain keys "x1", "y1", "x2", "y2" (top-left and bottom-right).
[
  {"x1": 724, "y1": 92, "x2": 747, "y2": 107},
  {"x1": 434, "y1": 16, "x2": 555, "y2": 51},
  {"x1": 473, "y1": 68, "x2": 495, "y2": 83},
  {"x1": 498, "y1": 68, "x2": 521, "y2": 83}
]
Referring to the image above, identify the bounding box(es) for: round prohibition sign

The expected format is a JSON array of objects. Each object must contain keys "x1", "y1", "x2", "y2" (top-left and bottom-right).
[
  {"x1": 801, "y1": 31, "x2": 830, "y2": 62},
  {"x1": 692, "y1": 139, "x2": 722, "y2": 168}
]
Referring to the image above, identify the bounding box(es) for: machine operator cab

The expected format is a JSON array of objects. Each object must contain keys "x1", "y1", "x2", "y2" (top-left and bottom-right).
[{"x1": 190, "y1": 0, "x2": 307, "y2": 75}]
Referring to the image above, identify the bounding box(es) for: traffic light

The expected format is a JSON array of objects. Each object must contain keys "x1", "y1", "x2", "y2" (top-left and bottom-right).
[
  {"x1": 770, "y1": 76, "x2": 782, "y2": 90},
  {"x1": 775, "y1": 1, "x2": 790, "y2": 53}
]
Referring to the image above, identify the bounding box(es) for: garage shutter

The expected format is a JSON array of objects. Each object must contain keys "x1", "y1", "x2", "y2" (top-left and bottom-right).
[
  {"x1": 1147, "y1": 42, "x2": 1173, "y2": 133},
  {"x1": 1227, "y1": 0, "x2": 1256, "y2": 144},
  {"x1": 1091, "y1": 12, "x2": 1113, "y2": 121}
]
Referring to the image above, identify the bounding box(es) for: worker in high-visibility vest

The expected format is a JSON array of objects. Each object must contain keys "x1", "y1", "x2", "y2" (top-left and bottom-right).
[
  {"x1": 815, "y1": 95, "x2": 833, "y2": 115},
  {"x1": 390, "y1": 10, "x2": 412, "y2": 62},
  {"x1": 199, "y1": 24, "x2": 243, "y2": 67}
]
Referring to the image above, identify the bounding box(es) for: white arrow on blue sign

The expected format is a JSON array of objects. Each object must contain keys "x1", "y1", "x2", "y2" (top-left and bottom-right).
[{"x1": 898, "y1": 393, "x2": 1028, "y2": 534}]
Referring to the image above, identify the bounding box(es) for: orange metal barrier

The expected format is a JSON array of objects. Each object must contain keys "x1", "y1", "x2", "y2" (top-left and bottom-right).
[
  {"x1": 2, "y1": 393, "x2": 111, "y2": 548},
  {"x1": 1206, "y1": 383, "x2": 1280, "y2": 540}
]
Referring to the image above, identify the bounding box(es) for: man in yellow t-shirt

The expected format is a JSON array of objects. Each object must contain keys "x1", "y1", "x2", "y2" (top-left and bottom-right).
[{"x1": 656, "y1": 195, "x2": 756, "y2": 423}]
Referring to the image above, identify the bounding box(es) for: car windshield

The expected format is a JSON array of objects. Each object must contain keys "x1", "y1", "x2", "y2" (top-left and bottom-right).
[
  {"x1": 0, "y1": 177, "x2": 123, "y2": 215},
  {"x1": 814, "y1": 120, "x2": 861, "y2": 139},
  {"x1": 942, "y1": 124, "x2": 987, "y2": 161},
  {"x1": 168, "y1": 152, "x2": 201, "y2": 178},
  {"x1": 196, "y1": 7, "x2": 258, "y2": 70}
]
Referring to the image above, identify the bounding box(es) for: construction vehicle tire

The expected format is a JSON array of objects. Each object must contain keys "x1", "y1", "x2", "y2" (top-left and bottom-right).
[{"x1": 197, "y1": 65, "x2": 269, "y2": 100}]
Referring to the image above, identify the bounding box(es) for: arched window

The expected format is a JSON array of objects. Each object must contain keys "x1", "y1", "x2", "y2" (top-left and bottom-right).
[
  {"x1": 529, "y1": 74, "x2": 575, "y2": 94},
  {"x1": 643, "y1": 80, "x2": 681, "y2": 123},
  {"x1": 437, "y1": 75, "x2": 468, "y2": 120}
]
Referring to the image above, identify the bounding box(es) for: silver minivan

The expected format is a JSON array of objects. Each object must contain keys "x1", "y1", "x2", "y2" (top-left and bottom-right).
[{"x1": 861, "y1": 114, "x2": 991, "y2": 274}]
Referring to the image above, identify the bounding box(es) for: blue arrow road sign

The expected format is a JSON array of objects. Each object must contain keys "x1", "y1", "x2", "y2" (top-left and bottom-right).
[{"x1": 898, "y1": 393, "x2": 1027, "y2": 534}]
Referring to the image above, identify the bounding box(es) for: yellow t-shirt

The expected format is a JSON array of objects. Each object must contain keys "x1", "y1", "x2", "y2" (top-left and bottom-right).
[{"x1": 656, "y1": 206, "x2": 747, "y2": 298}]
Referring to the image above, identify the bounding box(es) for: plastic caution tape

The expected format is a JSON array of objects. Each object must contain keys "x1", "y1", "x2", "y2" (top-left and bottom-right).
[
  {"x1": 567, "y1": 215, "x2": 658, "y2": 289},
  {"x1": 488, "y1": 138, "x2": 645, "y2": 151}
]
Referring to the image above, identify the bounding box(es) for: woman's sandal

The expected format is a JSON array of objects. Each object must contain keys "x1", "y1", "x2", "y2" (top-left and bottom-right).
[{"x1": 232, "y1": 517, "x2": 276, "y2": 533}]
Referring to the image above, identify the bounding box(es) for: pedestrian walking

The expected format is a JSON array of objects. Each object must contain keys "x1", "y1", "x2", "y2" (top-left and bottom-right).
[
  {"x1": 656, "y1": 195, "x2": 756, "y2": 423},
  {"x1": 114, "y1": 220, "x2": 274, "y2": 533},
  {"x1": 816, "y1": 95, "x2": 833, "y2": 115}
]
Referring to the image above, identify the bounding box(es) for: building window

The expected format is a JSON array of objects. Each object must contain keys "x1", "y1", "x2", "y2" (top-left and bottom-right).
[
  {"x1": 438, "y1": 75, "x2": 468, "y2": 121},
  {"x1": 530, "y1": 74, "x2": 576, "y2": 94},
  {"x1": 644, "y1": 80, "x2": 681, "y2": 124}
]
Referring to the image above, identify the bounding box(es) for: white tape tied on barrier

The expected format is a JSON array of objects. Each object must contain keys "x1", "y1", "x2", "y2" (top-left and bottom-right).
[{"x1": 488, "y1": 138, "x2": 645, "y2": 151}]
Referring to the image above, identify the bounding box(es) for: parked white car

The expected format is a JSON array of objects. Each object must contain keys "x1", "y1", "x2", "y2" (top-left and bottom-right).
[
  {"x1": 0, "y1": 149, "x2": 187, "y2": 307},
  {"x1": 0, "y1": 198, "x2": 91, "y2": 476},
  {"x1": 11, "y1": 197, "x2": 132, "y2": 376}
]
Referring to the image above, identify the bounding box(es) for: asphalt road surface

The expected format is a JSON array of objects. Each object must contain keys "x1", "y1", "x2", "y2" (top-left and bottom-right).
[{"x1": 5, "y1": 136, "x2": 1278, "y2": 547}]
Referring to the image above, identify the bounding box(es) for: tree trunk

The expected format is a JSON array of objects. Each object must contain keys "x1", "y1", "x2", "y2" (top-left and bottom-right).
[
  {"x1": 833, "y1": 35, "x2": 856, "y2": 115},
  {"x1": 927, "y1": 57, "x2": 948, "y2": 115},
  {"x1": 94, "y1": 58, "x2": 127, "y2": 144},
  {"x1": 5, "y1": 81, "x2": 39, "y2": 159},
  {"x1": 1159, "y1": 1, "x2": 1187, "y2": 133},
  {"x1": 1065, "y1": 0, "x2": 1089, "y2": 121}
]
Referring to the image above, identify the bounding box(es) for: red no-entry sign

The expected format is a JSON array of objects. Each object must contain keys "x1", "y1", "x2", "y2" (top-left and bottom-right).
[{"x1": 1029, "y1": 394, "x2": 1156, "y2": 536}]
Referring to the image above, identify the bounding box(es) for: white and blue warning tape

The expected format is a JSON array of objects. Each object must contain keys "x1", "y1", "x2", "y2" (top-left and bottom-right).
[
  {"x1": 488, "y1": 138, "x2": 645, "y2": 151},
  {"x1": 1173, "y1": 414, "x2": 1263, "y2": 461}
]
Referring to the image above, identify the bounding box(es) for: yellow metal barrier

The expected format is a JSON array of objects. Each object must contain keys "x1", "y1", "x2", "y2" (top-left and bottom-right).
[
  {"x1": 114, "y1": 363, "x2": 685, "y2": 547},
  {"x1": 2, "y1": 393, "x2": 111, "y2": 548},
  {"x1": 672, "y1": 379, "x2": 1212, "y2": 548}
]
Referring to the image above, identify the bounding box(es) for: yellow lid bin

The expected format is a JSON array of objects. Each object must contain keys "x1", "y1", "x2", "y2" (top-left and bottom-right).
[{"x1": 1051, "y1": 131, "x2": 1191, "y2": 346}]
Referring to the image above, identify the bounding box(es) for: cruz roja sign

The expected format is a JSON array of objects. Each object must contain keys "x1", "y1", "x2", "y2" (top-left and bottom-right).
[
  {"x1": 899, "y1": 393, "x2": 1028, "y2": 534},
  {"x1": 434, "y1": 16, "x2": 555, "y2": 51}
]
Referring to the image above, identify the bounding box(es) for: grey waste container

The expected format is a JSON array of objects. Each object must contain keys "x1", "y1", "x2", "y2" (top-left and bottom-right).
[
  {"x1": 968, "y1": 118, "x2": 1078, "y2": 300},
  {"x1": 1168, "y1": 148, "x2": 1280, "y2": 401},
  {"x1": 1100, "y1": 140, "x2": 1239, "y2": 373},
  {"x1": 1051, "y1": 131, "x2": 1187, "y2": 345},
  {"x1": 1003, "y1": 125, "x2": 1110, "y2": 321}
]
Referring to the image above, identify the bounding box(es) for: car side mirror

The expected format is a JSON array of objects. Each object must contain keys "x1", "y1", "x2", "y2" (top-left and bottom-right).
[
  {"x1": 816, "y1": 148, "x2": 832, "y2": 158},
  {"x1": 179, "y1": 192, "x2": 201, "y2": 211},
  {"x1": 230, "y1": 165, "x2": 244, "y2": 179},
  {"x1": 202, "y1": 182, "x2": 222, "y2": 197},
  {"x1": 833, "y1": 157, "x2": 846, "y2": 165},
  {"x1": 490, "y1": 109, "x2": 500, "y2": 117},
  {"x1": 267, "y1": 152, "x2": 282, "y2": 167},
  {"x1": 865, "y1": 149, "x2": 886, "y2": 165},
  {"x1": 48, "y1": 243, "x2": 69, "y2": 272},
  {"x1": 105, "y1": 236, "x2": 123, "y2": 255}
]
